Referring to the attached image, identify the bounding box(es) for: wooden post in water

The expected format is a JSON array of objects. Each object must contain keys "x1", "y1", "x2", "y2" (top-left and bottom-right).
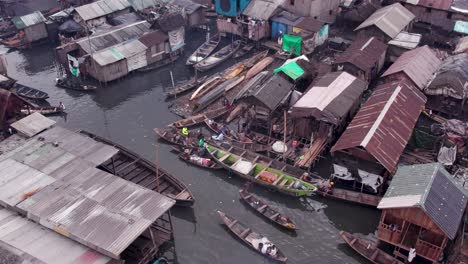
[
  {"x1": 155, "y1": 143, "x2": 160, "y2": 192},
  {"x1": 170, "y1": 71, "x2": 175, "y2": 89}
]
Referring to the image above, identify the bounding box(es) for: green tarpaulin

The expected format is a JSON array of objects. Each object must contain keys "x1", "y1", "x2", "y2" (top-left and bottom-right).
[
  {"x1": 282, "y1": 34, "x2": 302, "y2": 56},
  {"x1": 274, "y1": 61, "x2": 304, "y2": 80}
]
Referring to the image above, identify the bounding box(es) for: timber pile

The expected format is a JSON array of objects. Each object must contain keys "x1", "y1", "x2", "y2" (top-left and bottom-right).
[{"x1": 295, "y1": 135, "x2": 327, "y2": 168}]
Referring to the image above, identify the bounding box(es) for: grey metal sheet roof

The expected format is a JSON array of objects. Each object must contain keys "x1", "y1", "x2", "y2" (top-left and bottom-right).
[
  {"x1": 381, "y1": 45, "x2": 442, "y2": 90},
  {"x1": 75, "y1": 0, "x2": 131, "y2": 21},
  {"x1": 171, "y1": 0, "x2": 203, "y2": 14},
  {"x1": 0, "y1": 126, "x2": 175, "y2": 259},
  {"x1": 240, "y1": 74, "x2": 293, "y2": 111},
  {"x1": 387, "y1": 31, "x2": 421, "y2": 49},
  {"x1": 378, "y1": 163, "x2": 467, "y2": 239},
  {"x1": 291, "y1": 72, "x2": 368, "y2": 125},
  {"x1": 128, "y1": 0, "x2": 164, "y2": 11},
  {"x1": 12, "y1": 11, "x2": 46, "y2": 30},
  {"x1": 0, "y1": 208, "x2": 114, "y2": 264},
  {"x1": 242, "y1": 0, "x2": 286, "y2": 20},
  {"x1": 10, "y1": 113, "x2": 56, "y2": 138},
  {"x1": 93, "y1": 39, "x2": 147, "y2": 66},
  {"x1": 76, "y1": 21, "x2": 151, "y2": 54},
  {"x1": 271, "y1": 10, "x2": 302, "y2": 26},
  {"x1": 355, "y1": 3, "x2": 415, "y2": 39}
]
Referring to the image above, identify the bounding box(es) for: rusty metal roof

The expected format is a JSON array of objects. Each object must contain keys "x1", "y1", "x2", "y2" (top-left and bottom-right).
[
  {"x1": 0, "y1": 126, "x2": 175, "y2": 259},
  {"x1": 290, "y1": 72, "x2": 368, "y2": 125},
  {"x1": 331, "y1": 81, "x2": 427, "y2": 173},
  {"x1": 381, "y1": 45, "x2": 442, "y2": 90},
  {"x1": 334, "y1": 37, "x2": 387, "y2": 72},
  {"x1": 401, "y1": 0, "x2": 453, "y2": 10},
  {"x1": 355, "y1": 3, "x2": 415, "y2": 38}
]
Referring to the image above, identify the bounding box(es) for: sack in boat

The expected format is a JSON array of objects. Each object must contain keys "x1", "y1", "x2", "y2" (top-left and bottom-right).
[{"x1": 258, "y1": 171, "x2": 277, "y2": 183}]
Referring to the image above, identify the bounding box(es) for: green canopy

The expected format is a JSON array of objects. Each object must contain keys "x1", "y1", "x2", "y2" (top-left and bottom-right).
[
  {"x1": 274, "y1": 61, "x2": 304, "y2": 80},
  {"x1": 282, "y1": 34, "x2": 302, "y2": 56}
]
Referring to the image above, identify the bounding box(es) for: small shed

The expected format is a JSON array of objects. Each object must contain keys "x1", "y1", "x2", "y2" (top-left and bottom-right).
[
  {"x1": 331, "y1": 80, "x2": 427, "y2": 176},
  {"x1": 387, "y1": 31, "x2": 421, "y2": 62},
  {"x1": 154, "y1": 13, "x2": 185, "y2": 52},
  {"x1": 241, "y1": 0, "x2": 284, "y2": 40},
  {"x1": 270, "y1": 10, "x2": 302, "y2": 39},
  {"x1": 377, "y1": 163, "x2": 467, "y2": 263},
  {"x1": 12, "y1": 11, "x2": 48, "y2": 43},
  {"x1": 89, "y1": 46, "x2": 129, "y2": 82},
  {"x1": 425, "y1": 53, "x2": 468, "y2": 120},
  {"x1": 333, "y1": 37, "x2": 387, "y2": 82},
  {"x1": 172, "y1": 0, "x2": 207, "y2": 27},
  {"x1": 381, "y1": 45, "x2": 442, "y2": 91},
  {"x1": 292, "y1": 18, "x2": 328, "y2": 55},
  {"x1": 139, "y1": 30, "x2": 170, "y2": 64},
  {"x1": 355, "y1": 3, "x2": 415, "y2": 42}
]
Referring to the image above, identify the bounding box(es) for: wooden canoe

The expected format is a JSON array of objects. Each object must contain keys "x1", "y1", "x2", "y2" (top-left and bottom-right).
[
  {"x1": 56, "y1": 78, "x2": 97, "y2": 91},
  {"x1": 178, "y1": 151, "x2": 223, "y2": 170},
  {"x1": 239, "y1": 189, "x2": 296, "y2": 230},
  {"x1": 80, "y1": 130, "x2": 195, "y2": 207},
  {"x1": 233, "y1": 43, "x2": 255, "y2": 59},
  {"x1": 186, "y1": 33, "x2": 220, "y2": 65},
  {"x1": 217, "y1": 211, "x2": 288, "y2": 263},
  {"x1": 340, "y1": 231, "x2": 403, "y2": 264},
  {"x1": 204, "y1": 119, "x2": 253, "y2": 145},
  {"x1": 245, "y1": 50, "x2": 269, "y2": 68},
  {"x1": 194, "y1": 76, "x2": 244, "y2": 112},
  {"x1": 225, "y1": 65, "x2": 245, "y2": 80},
  {"x1": 13, "y1": 84, "x2": 49, "y2": 100},
  {"x1": 21, "y1": 106, "x2": 63, "y2": 116},
  {"x1": 166, "y1": 76, "x2": 208, "y2": 98},
  {"x1": 245, "y1": 57, "x2": 274, "y2": 79},
  {"x1": 206, "y1": 144, "x2": 317, "y2": 197},
  {"x1": 169, "y1": 107, "x2": 228, "y2": 128},
  {"x1": 154, "y1": 128, "x2": 198, "y2": 148},
  {"x1": 194, "y1": 40, "x2": 241, "y2": 72},
  {"x1": 226, "y1": 104, "x2": 247, "y2": 123},
  {"x1": 190, "y1": 76, "x2": 223, "y2": 101}
]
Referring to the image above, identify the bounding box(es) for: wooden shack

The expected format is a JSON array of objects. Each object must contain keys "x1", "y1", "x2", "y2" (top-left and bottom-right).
[
  {"x1": 11, "y1": 11, "x2": 49, "y2": 46},
  {"x1": 342, "y1": 0, "x2": 381, "y2": 24},
  {"x1": 289, "y1": 71, "x2": 367, "y2": 168},
  {"x1": 282, "y1": 0, "x2": 340, "y2": 22},
  {"x1": 386, "y1": 32, "x2": 421, "y2": 62},
  {"x1": 354, "y1": 3, "x2": 415, "y2": 42},
  {"x1": 292, "y1": 18, "x2": 329, "y2": 55},
  {"x1": 73, "y1": 0, "x2": 131, "y2": 28},
  {"x1": 424, "y1": 53, "x2": 468, "y2": 120},
  {"x1": 153, "y1": 12, "x2": 185, "y2": 53},
  {"x1": 172, "y1": 0, "x2": 207, "y2": 27},
  {"x1": 138, "y1": 30, "x2": 170, "y2": 65},
  {"x1": 332, "y1": 37, "x2": 387, "y2": 82},
  {"x1": 377, "y1": 163, "x2": 467, "y2": 263},
  {"x1": 331, "y1": 81, "x2": 426, "y2": 180},
  {"x1": 238, "y1": 0, "x2": 285, "y2": 41},
  {"x1": 381, "y1": 45, "x2": 442, "y2": 91}
]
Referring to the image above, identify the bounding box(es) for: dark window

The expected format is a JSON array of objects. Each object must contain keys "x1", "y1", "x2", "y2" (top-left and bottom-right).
[
  {"x1": 447, "y1": 12, "x2": 453, "y2": 19},
  {"x1": 329, "y1": 10, "x2": 333, "y2": 15},
  {"x1": 290, "y1": 0, "x2": 295, "y2": 6},
  {"x1": 426, "y1": 7, "x2": 431, "y2": 13}
]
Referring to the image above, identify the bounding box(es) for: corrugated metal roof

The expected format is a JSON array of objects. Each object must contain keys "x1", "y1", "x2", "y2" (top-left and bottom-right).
[
  {"x1": 12, "y1": 11, "x2": 46, "y2": 30},
  {"x1": 401, "y1": 0, "x2": 453, "y2": 10},
  {"x1": 76, "y1": 21, "x2": 151, "y2": 54},
  {"x1": 10, "y1": 113, "x2": 56, "y2": 138},
  {"x1": 334, "y1": 37, "x2": 387, "y2": 72},
  {"x1": 0, "y1": 207, "x2": 115, "y2": 264},
  {"x1": 355, "y1": 3, "x2": 415, "y2": 39},
  {"x1": 75, "y1": 0, "x2": 131, "y2": 21},
  {"x1": 378, "y1": 163, "x2": 467, "y2": 239},
  {"x1": 128, "y1": 0, "x2": 166, "y2": 11},
  {"x1": 139, "y1": 30, "x2": 168, "y2": 47},
  {"x1": 331, "y1": 81, "x2": 427, "y2": 173},
  {"x1": 426, "y1": 53, "x2": 468, "y2": 99},
  {"x1": 242, "y1": 0, "x2": 286, "y2": 20},
  {"x1": 387, "y1": 31, "x2": 421, "y2": 49},
  {"x1": 271, "y1": 10, "x2": 302, "y2": 26},
  {"x1": 454, "y1": 36, "x2": 468, "y2": 54},
  {"x1": 0, "y1": 126, "x2": 175, "y2": 259},
  {"x1": 451, "y1": 0, "x2": 468, "y2": 13},
  {"x1": 240, "y1": 74, "x2": 293, "y2": 111},
  {"x1": 93, "y1": 39, "x2": 147, "y2": 66},
  {"x1": 381, "y1": 45, "x2": 442, "y2": 90},
  {"x1": 290, "y1": 72, "x2": 367, "y2": 125},
  {"x1": 171, "y1": 0, "x2": 203, "y2": 14},
  {"x1": 295, "y1": 17, "x2": 325, "y2": 32}
]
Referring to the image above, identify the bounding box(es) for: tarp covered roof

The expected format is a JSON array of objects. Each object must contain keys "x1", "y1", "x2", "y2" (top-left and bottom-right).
[
  {"x1": 381, "y1": 45, "x2": 442, "y2": 90},
  {"x1": 331, "y1": 81, "x2": 426, "y2": 173},
  {"x1": 290, "y1": 71, "x2": 367, "y2": 125},
  {"x1": 274, "y1": 61, "x2": 304, "y2": 80},
  {"x1": 378, "y1": 163, "x2": 467, "y2": 240},
  {"x1": 454, "y1": 20, "x2": 468, "y2": 34},
  {"x1": 355, "y1": 3, "x2": 415, "y2": 39},
  {"x1": 426, "y1": 53, "x2": 468, "y2": 99},
  {"x1": 11, "y1": 11, "x2": 46, "y2": 29},
  {"x1": 242, "y1": 0, "x2": 286, "y2": 20}
]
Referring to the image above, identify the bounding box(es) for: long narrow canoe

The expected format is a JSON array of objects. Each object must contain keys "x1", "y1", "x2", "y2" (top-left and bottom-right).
[
  {"x1": 21, "y1": 106, "x2": 63, "y2": 116},
  {"x1": 166, "y1": 76, "x2": 208, "y2": 99},
  {"x1": 154, "y1": 128, "x2": 198, "y2": 148},
  {"x1": 194, "y1": 76, "x2": 244, "y2": 112},
  {"x1": 217, "y1": 211, "x2": 288, "y2": 263},
  {"x1": 340, "y1": 231, "x2": 403, "y2": 264},
  {"x1": 204, "y1": 119, "x2": 253, "y2": 145},
  {"x1": 169, "y1": 107, "x2": 228, "y2": 128},
  {"x1": 56, "y1": 78, "x2": 97, "y2": 91},
  {"x1": 206, "y1": 144, "x2": 317, "y2": 197},
  {"x1": 80, "y1": 131, "x2": 195, "y2": 207},
  {"x1": 194, "y1": 40, "x2": 241, "y2": 72},
  {"x1": 179, "y1": 150, "x2": 223, "y2": 170},
  {"x1": 190, "y1": 76, "x2": 223, "y2": 101},
  {"x1": 239, "y1": 189, "x2": 296, "y2": 230},
  {"x1": 13, "y1": 84, "x2": 49, "y2": 100},
  {"x1": 186, "y1": 33, "x2": 221, "y2": 65},
  {"x1": 245, "y1": 57, "x2": 274, "y2": 79},
  {"x1": 233, "y1": 43, "x2": 254, "y2": 59},
  {"x1": 245, "y1": 50, "x2": 269, "y2": 68},
  {"x1": 225, "y1": 64, "x2": 245, "y2": 80}
]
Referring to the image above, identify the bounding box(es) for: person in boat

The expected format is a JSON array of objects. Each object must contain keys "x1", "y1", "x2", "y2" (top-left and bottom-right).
[
  {"x1": 181, "y1": 127, "x2": 189, "y2": 136},
  {"x1": 220, "y1": 124, "x2": 229, "y2": 136},
  {"x1": 198, "y1": 137, "x2": 205, "y2": 147},
  {"x1": 59, "y1": 102, "x2": 65, "y2": 110},
  {"x1": 212, "y1": 133, "x2": 224, "y2": 141}
]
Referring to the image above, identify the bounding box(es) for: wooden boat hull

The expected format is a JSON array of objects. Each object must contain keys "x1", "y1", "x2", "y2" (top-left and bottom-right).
[
  {"x1": 179, "y1": 152, "x2": 223, "y2": 170},
  {"x1": 225, "y1": 65, "x2": 245, "y2": 80},
  {"x1": 154, "y1": 128, "x2": 198, "y2": 148},
  {"x1": 206, "y1": 144, "x2": 317, "y2": 197},
  {"x1": 186, "y1": 33, "x2": 220, "y2": 65},
  {"x1": 14, "y1": 84, "x2": 49, "y2": 100},
  {"x1": 217, "y1": 211, "x2": 288, "y2": 263},
  {"x1": 239, "y1": 189, "x2": 296, "y2": 230},
  {"x1": 166, "y1": 76, "x2": 208, "y2": 98},
  {"x1": 190, "y1": 76, "x2": 222, "y2": 101},
  {"x1": 194, "y1": 76, "x2": 243, "y2": 112},
  {"x1": 21, "y1": 107, "x2": 63, "y2": 116},
  {"x1": 233, "y1": 43, "x2": 254, "y2": 59},
  {"x1": 170, "y1": 107, "x2": 228, "y2": 128},
  {"x1": 80, "y1": 130, "x2": 195, "y2": 207},
  {"x1": 204, "y1": 119, "x2": 253, "y2": 145},
  {"x1": 245, "y1": 57, "x2": 274, "y2": 79},
  {"x1": 56, "y1": 79, "x2": 97, "y2": 91},
  {"x1": 194, "y1": 40, "x2": 242, "y2": 72},
  {"x1": 340, "y1": 231, "x2": 403, "y2": 264}
]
